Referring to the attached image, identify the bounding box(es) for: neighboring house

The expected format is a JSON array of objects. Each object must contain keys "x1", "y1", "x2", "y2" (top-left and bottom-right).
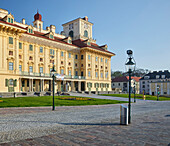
[
  {"x1": 139, "y1": 70, "x2": 170, "y2": 95},
  {"x1": 111, "y1": 76, "x2": 141, "y2": 94},
  {"x1": 0, "y1": 8, "x2": 115, "y2": 93},
  {"x1": 150, "y1": 80, "x2": 170, "y2": 96}
]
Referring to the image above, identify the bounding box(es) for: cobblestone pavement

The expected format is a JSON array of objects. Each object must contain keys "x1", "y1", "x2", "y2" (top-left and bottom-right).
[{"x1": 0, "y1": 100, "x2": 170, "y2": 145}]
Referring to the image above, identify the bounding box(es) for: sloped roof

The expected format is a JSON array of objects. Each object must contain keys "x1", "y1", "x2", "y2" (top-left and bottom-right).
[
  {"x1": 72, "y1": 39, "x2": 115, "y2": 55},
  {"x1": 112, "y1": 76, "x2": 141, "y2": 82}
]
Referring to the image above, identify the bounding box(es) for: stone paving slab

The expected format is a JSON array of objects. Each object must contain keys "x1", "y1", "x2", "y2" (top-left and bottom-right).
[{"x1": 1, "y1": 110, "x2": 170, "y2": 146}]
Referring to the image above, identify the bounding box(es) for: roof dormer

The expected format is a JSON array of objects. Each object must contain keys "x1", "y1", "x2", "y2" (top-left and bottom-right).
[
  {"x1": 3, "y1": 13, "x2": 14, "y2": 24},
  {"x1": 44, "y1": 32, "x2": 54, "y2": 39},
  {"x1": 100, "y1": 44, "x2": 108, "y2": 50},
  {"x1": 62, "y1": 36, "x2": 72, "y2": 44},
  {"x1": 84, "y1": 39, "x2": 91, "y2": 46},
  {"x1": 27, "y1": 25, "x2": 34, "y2": 34}
]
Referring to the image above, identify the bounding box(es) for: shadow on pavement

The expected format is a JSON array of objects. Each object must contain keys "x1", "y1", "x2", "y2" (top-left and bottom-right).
[{"x1": 59, "y1": 122, "x2": 120, "y2": 126}]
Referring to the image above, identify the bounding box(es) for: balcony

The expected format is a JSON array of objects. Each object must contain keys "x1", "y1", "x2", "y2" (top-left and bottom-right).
[{"x1": 19, "y1": 71, "x2": 86, "y2": 80}]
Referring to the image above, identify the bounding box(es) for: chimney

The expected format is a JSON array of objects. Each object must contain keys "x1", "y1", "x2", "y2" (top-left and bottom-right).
[
  {"x1": 22, "y1": 18, "x2": 25, "y2": 24},
  {"x1": 46, "y1": 26, "x2": 50, "y2": 31},
  {"x1": 84, "y1": 16, "x2": 88, "y2": 21},
  {"x1": 50, "y1": 25, "x2": 56, "y2": 33}
]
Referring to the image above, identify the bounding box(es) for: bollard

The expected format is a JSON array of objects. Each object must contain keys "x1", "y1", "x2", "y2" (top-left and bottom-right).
[{"x1": 120, "y1": 104, "x2": 128, "y2": 125}]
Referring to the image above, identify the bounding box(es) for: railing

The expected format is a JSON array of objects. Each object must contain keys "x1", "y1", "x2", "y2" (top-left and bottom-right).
[{"x1": 19, "y1": 71, "x2": 86, "y2": 79}]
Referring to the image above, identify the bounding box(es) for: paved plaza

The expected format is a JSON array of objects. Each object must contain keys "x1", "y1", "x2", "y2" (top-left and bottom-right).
[{"x1": 0, "y1": 96, "x2": 170, "y2": 145}]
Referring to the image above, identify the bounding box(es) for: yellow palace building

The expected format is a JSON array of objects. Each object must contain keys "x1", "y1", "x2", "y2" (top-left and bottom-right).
[{"x1": 0, "y1": 8, "x2": 115, "y2": 94}]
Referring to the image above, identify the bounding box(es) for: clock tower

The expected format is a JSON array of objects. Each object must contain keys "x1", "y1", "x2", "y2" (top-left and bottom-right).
[{"x1": 62, "y1": 16, "x2": 95, "y2": 43}]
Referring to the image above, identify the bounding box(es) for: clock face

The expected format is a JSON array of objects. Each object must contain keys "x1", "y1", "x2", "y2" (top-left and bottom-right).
[{"x1": 84, "y1": 23, "x2": 88, "y2": 29}]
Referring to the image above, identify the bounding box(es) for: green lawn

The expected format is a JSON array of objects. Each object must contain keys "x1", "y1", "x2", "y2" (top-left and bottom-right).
[
  {"x1": 101, "y1": 94, "x2": 170, "y2": 101},
  {"x1": 0, "y1": 96, "x2": 128, "y2": 108}
]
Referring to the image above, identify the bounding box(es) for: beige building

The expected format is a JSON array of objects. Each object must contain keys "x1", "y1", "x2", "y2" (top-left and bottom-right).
[
  {"x1": 0, "y1": 8, "x2": 115, "y2": 94},
  {"x1": 112, "y1": 76, "x2": 141, "y2": 94},
  {"x1": 150, "y1": 80, "x2": 170, "y2": 96}
]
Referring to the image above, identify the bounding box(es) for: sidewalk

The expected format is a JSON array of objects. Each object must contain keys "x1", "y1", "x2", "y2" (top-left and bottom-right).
[
  {"x1": 1, "y1": 110, "x2": 170, "y2": 146},
  {"x1": 0, "y1": 101, "x2": 170, "y2": 145}
]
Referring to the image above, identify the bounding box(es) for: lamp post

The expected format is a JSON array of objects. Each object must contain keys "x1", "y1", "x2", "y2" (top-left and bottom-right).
[
  {"x1": 157, "y1": 85, "x2": 160, "y2": 101},
  {"x1": 125, "y1": 50, "x2": 136, "y2": 124},
  {"x1": 51, "y1": 63, "x2": 56, "y2": 111},
  {"x1": 134, "y1": 82, "x2": 136, "y2": 103}
]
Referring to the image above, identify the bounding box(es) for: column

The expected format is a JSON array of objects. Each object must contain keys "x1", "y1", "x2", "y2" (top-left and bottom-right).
[
  {"x1": 91, "y1": 55, "x2": 95, "y2": 79},
  {"x1": 23, "y1": 43, "x2": 27, "y2": 71},
  {"x1": 42, "y1": 79, "x2": 44, "y2": 91},
  {"x1": 78, "y1": 81, "x2": 81, "y2": 92},
  {"x1": 2, "y1": 34, "x2": 7, "y2": 69},
  {"x1": 65, "y1": 51, "x2": 68, "y2": 75},
  {"x1": 56, "y1": 50, "x2": 60, "y2": 73},
  {"x1": 31, "y1": 79, "x2": 33, "y2": 92},
  {"x1": 29, "y1": 79, "x2": 31, "y2": 92},
  {"x1": 34, "y1": 45, "x2": 38, "y2": 73},
  {"x1": 161, "y1": 83, "x2": 163, "y2": 95},
  {"x1": 71, "y1": 81, "x2": 74, "y2": 91},
  {"x1": 15, "y1": 36, "x2": 19, "y2": 73},
  {"x1": 0, "y1": 33, "x2": 2, "y2": 68}
]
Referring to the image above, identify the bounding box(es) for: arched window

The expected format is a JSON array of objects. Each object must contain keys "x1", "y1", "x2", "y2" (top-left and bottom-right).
[
  {"x1": 84, "y1": 30, "x2": 88, "y2": 38},
  {"x1": 39, "y1": 24, "x2": 41, "y2": 31},
  {"x1": 69, "y1": 31, "x2": 74, "y2": 38}
]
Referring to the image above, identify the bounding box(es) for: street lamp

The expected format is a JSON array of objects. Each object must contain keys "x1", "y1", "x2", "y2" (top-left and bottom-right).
[
  {"x1": 134, "y1": 82, "x2": 136, "y2": 103},
  {"x1": 125, "y1": 50, "x2": 136, "y2": 124},
  {"x1": 157, "y1": 85, "x2": 160, "y2": 101},
  {"x1": 51, "y1": 63, "x2": 56, "y2": 110}
]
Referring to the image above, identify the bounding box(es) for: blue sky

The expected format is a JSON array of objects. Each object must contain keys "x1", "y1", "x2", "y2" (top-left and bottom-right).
[{"x1": 1, "y1": 0, "x2": 170, "y2": 72}]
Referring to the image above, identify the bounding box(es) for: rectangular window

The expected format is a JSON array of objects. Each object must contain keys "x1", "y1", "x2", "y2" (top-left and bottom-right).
[
  {"x1": 19, "y1": 65, "x2": 22, "y2": 71},
  {"x1": 8, "y1": 18, "x2": 10, "y2": 23},
  {"x1": 105, "y1": 72, "x2": 108, "y2": 78},
  {"x1": 9, "y1": 62, "x2": 13, "y2": 70},
  {"x1": 40, "y1": 47, "x2": 43, "y2": 53},
  {"x1": 81, "y1": 55, "x2": 83, "y2": 60},
  {"x1": 29, "y1": 45, "x2": 33, "y2": 51},
  {"x1": 29, "y1": 66, "x2": 33, "y2": 72},
  {"x1": 101, "y1": 72, "x2": 103, "y2": 78},
  {"x1": 50, "y1": 35, "x2": 53, "y2": 39},
  {"x1": 75, "y1": 71, "x2": 78, "y2": 76},
  {"x1": 81, "y1": 71, "x2": 83, "y2": 76},
  {"x1": 88, "y1": 55, "x2": 90, "y2": 60},
  {"x1": 61, "y1": 69, "x2": 64, "y2": 74},
  {"x1": 69, "y1": 53, "x2": 71, "y2": 58},
  {"x1": 19, "y1": 42, "x2": 22, "y2": 49},
  {"x1": 40, "y1": 67, "x2": 43, "y2": 73},
  {"x1": 69, "y1": 70, "x2": 71, "y2": 76},
  {"x1": 88, "y1": 71, "x2": 91, "y2": 77},
  {"x1": 61, "y1": 51, "x2": 64, "y2": 57},
  {"x1": 96, "y1": 72, "x2": 98, "y2": 77},
  {"x1": 105, "y1": 59, "x2": 108, "y2": 63},
  {"x1": 96, "y1": 57, "x2": 98, "y2": 61},
  {"x1": 9, "y1": 37, "x2": 13, "y2": 44},
  {"x1": 11, "y1": 18, "x2": 13, "y2": 23},
  {"x1": 75, "y1": 54, "x2": 78, "y2": 59},
  {"x1": 101, "y1": 58, "x2": 103, "y2": 62},
  {"x1": 50, "y1": 49, "x2": 52, "y2": 55},
  {"x1": 69, "y1": 23, "x2": 73, "y2": 30},
  {"x1": 9, "y1": 79, "x2": 13, "y2": 85}
]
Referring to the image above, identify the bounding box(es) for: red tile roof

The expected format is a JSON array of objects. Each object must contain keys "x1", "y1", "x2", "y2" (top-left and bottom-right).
[
  {"x1": 73, "y1": 39, "x2": 115, "y2": 55},
  {"x1": 112, "y1": 76, "x2": 141, "y2": 82},
  {"x1": 0, "y1": 19, "x2": 115, "y2": 55}
]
